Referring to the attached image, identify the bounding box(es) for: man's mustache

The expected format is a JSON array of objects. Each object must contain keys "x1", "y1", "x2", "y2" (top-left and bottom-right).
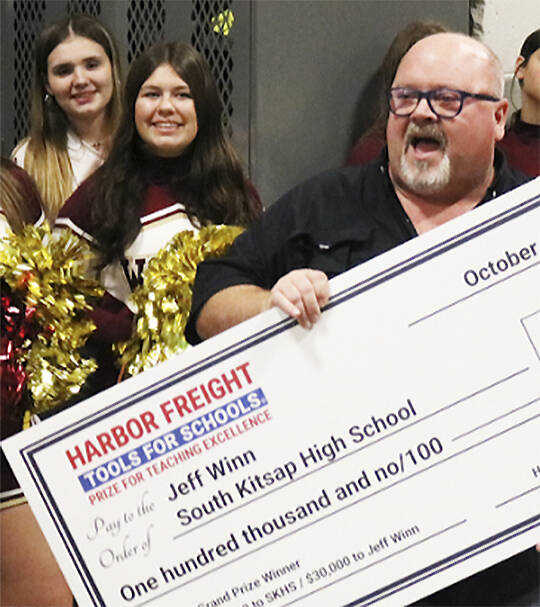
[{"x1": 404, "y1": 123, "x2": 447, "y2": 148}]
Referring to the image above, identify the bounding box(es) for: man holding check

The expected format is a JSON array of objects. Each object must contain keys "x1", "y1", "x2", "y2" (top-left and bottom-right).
[
  {"x1": 186, "y1": 33, "x2": 538, "y2": 604},
  {"x1": 186, "y1": 33, "x2": 527, "y2": 338}
]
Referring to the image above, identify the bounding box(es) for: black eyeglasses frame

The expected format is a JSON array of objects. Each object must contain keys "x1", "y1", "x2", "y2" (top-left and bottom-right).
[{"x1": 388, "y1": 87, "x2": 501, "y2": 119}]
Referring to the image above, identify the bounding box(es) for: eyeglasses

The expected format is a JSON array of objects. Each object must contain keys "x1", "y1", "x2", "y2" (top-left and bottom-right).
[{"x1": 389, "y1": 87, "x2": 501, "y2": 119}]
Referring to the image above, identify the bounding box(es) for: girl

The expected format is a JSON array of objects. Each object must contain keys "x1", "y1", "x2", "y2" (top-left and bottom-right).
[
  {"x1": 55, "y1": 41, "x2": 261, "y2": 393},
  {"x1": 12, "y1": 14, "x2": 123, "y2": 222},
  {"x1": 498, "y1": 29, "x2": 540, "y2": 177}
]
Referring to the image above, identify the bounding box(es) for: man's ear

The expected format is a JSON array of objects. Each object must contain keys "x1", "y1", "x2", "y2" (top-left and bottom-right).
[
  {"x1": 494, "y1": 98, "x2": 509, "y2": 142},
  {"x1": 514, "y1": 55, "x2": 526, "y2": 82}
]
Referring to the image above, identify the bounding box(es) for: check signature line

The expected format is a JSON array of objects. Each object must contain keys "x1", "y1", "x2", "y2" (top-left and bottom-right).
[
  {"x1": 282, "y1": 519, "x2": 467, "y2": 607},
  {"x1": 496, "y1": 484, "x2": 540, "y2": 509},
  {"x1": 452, "y1": 395, "x2": 540, "y2": 441},
  {"x1": 172, "y1": 369, "x2": 526, "y2": 541},
  {"x1": 340, "y1": 515, "x2": 540, "y2": 607},
  {"x1": 172, "y1": 369, "x2": 528, "y2": 541},
  {"x1": 408, "y1": 259, "x2": 540, "y2": 327}
]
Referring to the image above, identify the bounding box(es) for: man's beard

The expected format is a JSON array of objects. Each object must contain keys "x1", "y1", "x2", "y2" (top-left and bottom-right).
[{"x1": 399, "y1": 123, "x2": 451, "y2": 194}]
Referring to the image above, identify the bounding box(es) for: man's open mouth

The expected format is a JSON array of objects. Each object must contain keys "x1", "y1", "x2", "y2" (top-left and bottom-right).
[{"x1": 410, "y1": 136, "x2": 443, "y2": 152}]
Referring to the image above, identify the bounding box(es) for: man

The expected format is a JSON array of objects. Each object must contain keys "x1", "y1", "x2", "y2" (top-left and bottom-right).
[
  {"x1": 186, "y1": 33, "x2": 539, "y2": 604},
  {"x1": 189, "y1": 30, "x2": 539, "y2": 603},
  {"x1": 186, "y1": 33, "x2": 526, "y2": 342}
]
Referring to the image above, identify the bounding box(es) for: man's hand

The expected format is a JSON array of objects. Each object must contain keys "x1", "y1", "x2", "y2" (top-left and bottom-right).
[
  {"x1": 265, "y1": 269, "x2": 330, "y2": 329},
  {"x1": 195, "y1": 270, "x2": 329, "y2": 340}
]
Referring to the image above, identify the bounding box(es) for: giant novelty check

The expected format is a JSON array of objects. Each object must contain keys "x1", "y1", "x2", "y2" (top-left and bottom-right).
[{"x1": 3, "y1": 179, "x2": 540, "y2": 607}]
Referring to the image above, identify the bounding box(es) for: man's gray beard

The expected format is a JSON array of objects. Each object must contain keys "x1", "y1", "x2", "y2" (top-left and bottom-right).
[{"x1": 399, "y1": 150, "x2": 451, "y2": 194}]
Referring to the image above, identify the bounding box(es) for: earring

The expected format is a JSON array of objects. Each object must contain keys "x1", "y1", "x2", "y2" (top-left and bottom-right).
[{"x1": 44, "y1": 93, "x2": 51, "y2": 103}]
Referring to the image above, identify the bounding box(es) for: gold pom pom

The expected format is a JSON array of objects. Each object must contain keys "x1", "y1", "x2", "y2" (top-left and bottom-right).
[
  {"x1": 0, "y1": 224, "x2": 103, "y2": 414},
  {"x1": 115, "y1": 224, "x2": 244, "y2": 377}
]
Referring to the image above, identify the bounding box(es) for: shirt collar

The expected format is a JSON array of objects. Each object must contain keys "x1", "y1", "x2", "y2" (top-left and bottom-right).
[
  {"x1": 67, "y1": 129, "x2": 83, "y2": 152},
  {"x1": 484, "y1": 148, "x2": 507, "y2": 201}
]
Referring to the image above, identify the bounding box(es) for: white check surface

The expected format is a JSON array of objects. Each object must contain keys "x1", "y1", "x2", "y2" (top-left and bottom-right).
[{"x1": 3, "y1": 179, "x2": 540, "y2": 607}]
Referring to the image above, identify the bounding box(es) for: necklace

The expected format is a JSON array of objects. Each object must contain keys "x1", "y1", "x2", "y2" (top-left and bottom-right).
[{"x1": 82, "y1": 138, "x2": 106, "y2": 157}]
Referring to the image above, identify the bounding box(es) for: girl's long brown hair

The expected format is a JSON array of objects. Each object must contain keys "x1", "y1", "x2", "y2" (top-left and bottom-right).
[{"x1": 88, "y1": 41, "x2": 261, "y2": 269}]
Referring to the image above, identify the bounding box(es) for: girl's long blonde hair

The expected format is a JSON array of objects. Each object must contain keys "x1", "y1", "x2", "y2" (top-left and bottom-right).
[{"x1": 15, "y1": 14, "x2": 123, "y2": 222}]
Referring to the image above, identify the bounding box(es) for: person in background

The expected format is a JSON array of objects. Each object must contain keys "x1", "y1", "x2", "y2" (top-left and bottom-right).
[
  {"x1": 346, "y1": 20, "x2": 447, "y2": 166},
  {"x1": 497, "y1": 29, "x2": 540, "y2": 177},
  {"x1": 55, "y1": 41, "x2": 262, "y2": 398},
  {"x1": 12, "y1": 13, "x2": 123, "y2": 223},
  {"x1": 0, "y1": 157, "x2": 45, "y2": 236},
  {"x1": 1, "y1": 155, "x2": 45, "y2": 521},
  {"x1": 1, "y1": 165, "x2": 70, "y2": 606}
]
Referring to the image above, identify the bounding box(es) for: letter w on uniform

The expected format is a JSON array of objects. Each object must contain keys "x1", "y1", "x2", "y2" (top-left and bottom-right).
[{"x1": 121, "y1": 258, "x2": 146, "y2": 290}]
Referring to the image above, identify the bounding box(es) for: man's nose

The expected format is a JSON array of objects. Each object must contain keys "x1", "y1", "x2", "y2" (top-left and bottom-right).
[{"x1": 411, "y1": 96, "x2": 438, "y2": 121}]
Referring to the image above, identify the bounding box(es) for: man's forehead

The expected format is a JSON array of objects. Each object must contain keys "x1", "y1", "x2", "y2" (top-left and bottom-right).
[{"x1": 393, "y1": 35, "x2": 491, "y2": 89}]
